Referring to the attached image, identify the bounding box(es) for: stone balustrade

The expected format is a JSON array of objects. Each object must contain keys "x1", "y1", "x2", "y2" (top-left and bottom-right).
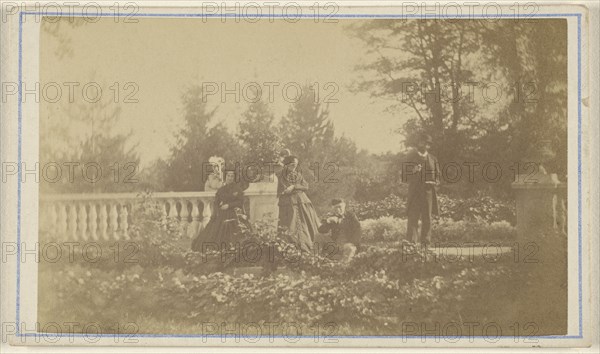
[{"x1": 39, "y1": 184, "x2": 279, "y2": 241}]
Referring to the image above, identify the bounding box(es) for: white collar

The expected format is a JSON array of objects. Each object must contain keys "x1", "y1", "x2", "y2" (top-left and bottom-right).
[{"x1": 417, "y1": 151, "x2": 428, "y2": 158}]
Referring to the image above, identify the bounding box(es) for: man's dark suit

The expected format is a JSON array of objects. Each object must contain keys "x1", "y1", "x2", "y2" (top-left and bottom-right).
[
  {"x1": 403, "y1": 150, "x2": 440, "y2": 244},
  {"x1": 318, "y1": 210, "x2": 362, "y2": 247}
]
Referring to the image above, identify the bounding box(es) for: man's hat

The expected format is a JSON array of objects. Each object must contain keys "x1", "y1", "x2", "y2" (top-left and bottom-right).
[
  {"x1": 331, "y1": 198, "x2": 345, "y2": 206},
  {"x1": 420, "y1": 133, "x2": 433, "y2": 144},
  {"x1": 282, "y1": 155, "x2": 299, "y2": 165}
]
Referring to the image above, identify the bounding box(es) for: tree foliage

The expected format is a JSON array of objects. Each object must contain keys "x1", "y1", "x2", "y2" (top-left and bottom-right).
[
  {"x1": 351, "y1": 19, "x2": 568, "y2": 195},
  {"x1": 278, "y1": 86, "x2": 335, "y2": 163},
  {"x1": 40, "y1": 99, "x2": 140, "y2": 193},
  {"x1": 163, "y1": 85, "x2": 240, "y2": 191},
  {"x1": 238, "y1": 100, "x2": 282, "y2": 166}
]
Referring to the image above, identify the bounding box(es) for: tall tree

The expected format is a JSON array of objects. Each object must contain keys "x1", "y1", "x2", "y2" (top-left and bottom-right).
[
  {"x1": 40, "y1": 18, "x2": 141, "y2": 194},
  {"x1": 40, "y1": 100, "x2": 140, "y2": 193},
  {"x1": 238, "y1": 100, "x2": 282, "y2": 167},
  {"x1": 352, "y1": 19, "x2": 479, "y2": 163},
  {"x1": 477, "y1": 20, "x2": 567, "y2": 178},
  {"x1": 164, "y1": 85, "x2": 241, "y2": 191},
  {"x1": 276, "y1": 85, "x2": 360, "y2": 207},
  {"x1": 352, "y1": 19, "x2": 568, "y2": 195},
  {"x1": 278, "y1": 85, "x2": 335, "y2": 163}
]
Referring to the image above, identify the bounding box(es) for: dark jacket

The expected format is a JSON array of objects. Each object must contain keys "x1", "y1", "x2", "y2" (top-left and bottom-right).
[
  {"x1": 403, "y1": 150, "x2": 440, "y2": 215},
  {"x1": 318, "y1": 211, "x2": 361, "y2": 246},
  {"x1": 191, "y1": 182, "x2": 251, "y2": 252},
  {"x1": 212, "y1": 183, "x2": 245, "y2": 219}
]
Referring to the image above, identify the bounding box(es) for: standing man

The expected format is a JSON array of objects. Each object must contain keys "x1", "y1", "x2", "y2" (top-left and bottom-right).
[{"x1": 403, "y1": 134, "x2": 440, "y2": 245}]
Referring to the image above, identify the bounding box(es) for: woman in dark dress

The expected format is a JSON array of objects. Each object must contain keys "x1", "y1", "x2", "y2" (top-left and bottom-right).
[
  {"x1": 191, "y1": 168, "x2": 252, "y2": 252},
  {"x1": 277, "y1": 155, "x2": 321, "y2": 253}
]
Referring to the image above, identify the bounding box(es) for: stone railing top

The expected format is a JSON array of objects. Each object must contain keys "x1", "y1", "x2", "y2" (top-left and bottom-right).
[
  {"x1": 40, "y1": 188, "x2": 277, "y2": 202},
  {"x1": 511, "y1": 173, "x2": 567, "y2": 189},
  {"x1": 511, "y1": 182, "x2": 567, "y2": 190},
  {"x1": 40, "y1": 191, "x2": 215, "y2": 202}
]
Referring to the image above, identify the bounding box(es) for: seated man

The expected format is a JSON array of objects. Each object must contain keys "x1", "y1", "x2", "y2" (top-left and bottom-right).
[{"x1": 318, "y1": 198, "x2": 361, "y2": 263}]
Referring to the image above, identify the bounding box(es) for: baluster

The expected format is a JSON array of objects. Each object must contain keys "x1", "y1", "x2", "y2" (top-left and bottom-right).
[
  {"x1": 179, "y1": 199, "x2": 190, "y2": 235},
  {"x1": 57, "y1": 203, "x2": 68, "y2": 237},
  {"x1": 126, "y1": 202, "x2": 134, "y2": 233},
  {"x1": 109, "y1": 203, "x2": 119, "y2": 240},
  {"x1": 168, "y1": 199, "x2": 179, "y2": 219},
  {"x1": 180, "y1": 199, "x2": 190, "y2": 221},
  {"x1": 88, "y1": 203, "x2": 98, "y2": 241},
  {"x1": 48, "y1": 203, "x2": 58, "y2": 238},
  {"x1": 189, "y1": 200, "x2": 200, "y2": 238},
  {"x1": 98, "y1": 204, "x2": 109, "y2": 241},
  {"x1": 202, "y1": 199, "x2": 212, "y2": 228},
  {"x1": 39, "y1": 202, "x2": 48, "y2": 235},
  {"x1": 40, "y1": 202, "x2": 50, "y2": 235},
  {"x1": 162, "y1": 201, "x2": 168, "y2": 217},
  {"x1": 559, "y1": 194, "x2": 567, "y2": 236},
  {"x1": 119, "y1": 202, "x2": 130, "y2": 240},
  {"x1": 78, "y1": 203, "x2": 88, "y2": 240},
  {"x1": 552, "y1": 193, "x2": 558, "y2": 230},
  {"x1": 68, "y1": 204, "x2": 78, "y2": 241},
  {"x1": 161, "y1": 201, "x2": 169, "y2": 230}
]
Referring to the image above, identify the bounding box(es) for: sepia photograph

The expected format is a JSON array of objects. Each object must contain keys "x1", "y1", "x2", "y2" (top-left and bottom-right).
[{"x1": 0, "y1": 1, "x2": 597, "y2": 349}]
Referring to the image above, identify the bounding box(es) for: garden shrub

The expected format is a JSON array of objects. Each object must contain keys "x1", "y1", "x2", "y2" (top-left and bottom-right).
[
  {"x1": 361, "y1": 216, "x2": 407, "y2": 242},
  {"x1": 436, "y1": 194, "x2": 516, "y2": 224},
  {"x1": 349, "y1": 193, "x2": 516, "y2": 224},
  {"x1": 360, "y1": 217, "x2": 516, "y2": 244},
  {"x1": 432, "y1": 218, "x2": 516, "y2": 244},
  {"x1": 36, "y1": 192, "x2": 538, "y2": 336},
  {"x1": 39, "y1": 243, "x2": 527, "y2": 334},
  {"x1": 347, "y1": 194, "x2": 406, "y2": 220}
]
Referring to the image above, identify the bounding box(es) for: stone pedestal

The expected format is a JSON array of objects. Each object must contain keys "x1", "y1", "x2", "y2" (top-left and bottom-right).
[
  {"x1": 511, "y1": 172, "x2": 568, "y2": 333},
  {"x1": 512, "y1": 173, "x2": 567, "y2": 240},
  {"x1": 246, "y1": 174, "x2": 279, "y2": 226}
]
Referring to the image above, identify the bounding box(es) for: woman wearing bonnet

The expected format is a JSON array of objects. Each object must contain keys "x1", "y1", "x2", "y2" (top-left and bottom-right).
[
  {"x1": 204, "y1": 156, "x2": 224, "y2": 191},
  {"x1": 276, "y1": 155, "x2": 321, "y2": 253}
]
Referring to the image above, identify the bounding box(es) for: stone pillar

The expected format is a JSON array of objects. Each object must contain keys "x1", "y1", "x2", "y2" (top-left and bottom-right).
[
  {"x1": 512, "y1": 171, "x2": 568, "y2": 333},
  {"x1": 246, "y1": 174, "x2": 279, "y2": 226},
  {"x1": 512, "y1": 172, "x2": 566, "y2": 240}
]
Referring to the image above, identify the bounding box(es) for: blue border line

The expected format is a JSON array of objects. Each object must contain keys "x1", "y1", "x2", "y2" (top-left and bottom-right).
[
  {"x1": 16, "y1": 12, "x2": 584, "y2": 340},
  {"x1": 576, "y1": 14, "x2": 583, "y2": 338},
  {"x1": 20, "y1": 12, "x2": 585, "y2": 18},
  {"x1": 13, "y1": 333, "x2": 588, "y2": 339},
  {"x1": 16, "y1": 11, "x2": 23, "y2": 335}
]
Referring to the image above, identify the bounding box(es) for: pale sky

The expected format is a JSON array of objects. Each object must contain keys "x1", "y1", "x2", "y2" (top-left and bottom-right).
[{"x1": 40, "y1": 18, "x2": 404, "y2": 166}]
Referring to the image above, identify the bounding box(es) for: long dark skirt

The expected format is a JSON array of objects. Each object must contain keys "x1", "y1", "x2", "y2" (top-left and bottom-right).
[
  {"x1": 191, "y1": 209, "x2": 251, "y2": 253},
  {"x1": 278, "y1": 201, "x2": 320, "y2": 253}
]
